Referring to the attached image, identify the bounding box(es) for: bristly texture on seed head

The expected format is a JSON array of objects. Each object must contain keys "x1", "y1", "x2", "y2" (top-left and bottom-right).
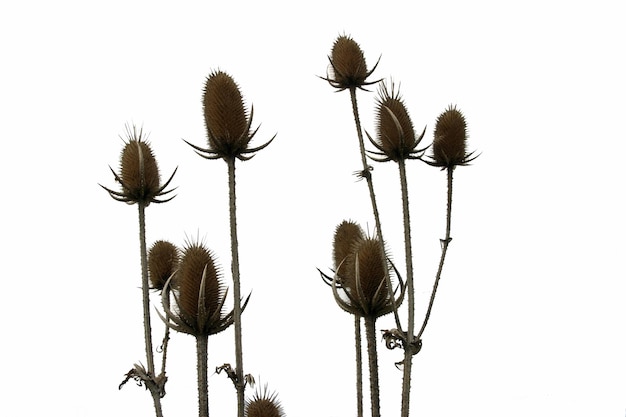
[
  {"x1": 321, "y1": 34, "x2": 381, "y2": 91},
  {"x1": 333, "y1": 220, "x2": 364, "y2": 282},
  {"x1": 331, "y1": 233, "x2": 405, "y2": 319},
  {"x1": 100, "y1": 124, "x2": 177, "y2": 205},
  {"x1": 367, "y1": 81, "x2": 427, "y2": 162},
  {"x1": 148, "y1": 240, "x2": 179, "y2": 291},
  {"x1": 157, "y1": 240, "x2": 245, "y2": 337},
  {"x1": 245, "y1": 384, "x2": 285, "y2": 417},
  {"x1": 184, "y1": 70, "x2": 275, "y2": 162},
  {"x1": 426, "y1": 105, "x2": 479, "y2": 169}
]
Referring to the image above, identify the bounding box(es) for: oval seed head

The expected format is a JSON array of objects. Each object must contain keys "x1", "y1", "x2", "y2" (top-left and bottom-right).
[
  {"x1": 177, "y1": 241, "x2": 224, "y2": 334},
  {"x1": 119, "y1": 127, "x2": 161, "y2": 205},
  {"x1": 431, "y1": 105, "x2": 469, "y2": 168},
  {"x1": 374, "y1": 83, "x2": 419, "y2": 162},
  {"x1": 203, "y1": 70, "x2": 250, "y2": 159},
  {"x1": 332, "y1": 220, "x2": 364, "y2": 281},
  {"x1": 148, "y1": 240, "x2": 179, "y2": 290},
  {"x1": 245, "y1": 385, "x2": 285, "y2": 417},
  {"x1": 344, "y1": 237, "x2": 391, "y2": 317},
  {"x1": 325, "y1": 35, "x2": 380, "y2": 91}
]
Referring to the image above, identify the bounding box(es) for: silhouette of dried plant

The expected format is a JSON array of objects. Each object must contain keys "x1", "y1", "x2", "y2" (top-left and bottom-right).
[
  {"x1": 245, "y1": 384, "x2": 285, "y2": 417},
  {"x1": 321, "y1": 35, "x2": 381, "y2": 91},
  {"x1": 425, "y1": 105, "x2": 479, "y2": 169}
]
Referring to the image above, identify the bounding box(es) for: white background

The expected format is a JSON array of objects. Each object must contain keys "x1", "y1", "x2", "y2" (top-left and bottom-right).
[{"x1": 1, "y1": 1, "x2": 625, "y2": 416}]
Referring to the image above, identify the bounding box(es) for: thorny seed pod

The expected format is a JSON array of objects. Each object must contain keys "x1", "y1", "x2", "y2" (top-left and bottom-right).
[
  {"x1": 158, "y1": 241, "x2": 244, "y2": 337},
  {"x1": 332, "y1": 236, "x2": 405, "y2": 319},
  {"x1": 100, "y1": 124, "x2": 177, "y2": 205},
  {"x1": 333, "y1": 220, "x2": 364, "y2": 282},
  {"x1": 148, "y1": 240, "x2": 179, "y2": 291},
  {"x1": 321, "y1": 35, "x2": 381, "y2": 91},
  {"x1": 427, "y1": 105, "x2": 478, "y2": 169},
  {"x1": 245, "y1": 384, "x2": 285, "y2": 417},
  {"x1": 367, "y1": 81, "x2": 427, "y2": 162},
  {"x1": 185, "y1": 70, "x2": 275, "y2": 161}
]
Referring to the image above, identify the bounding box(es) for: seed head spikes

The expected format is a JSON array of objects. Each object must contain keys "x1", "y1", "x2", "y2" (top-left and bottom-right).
[
  {"x1": 321, "y1": 35, "x2": 382, "y2": 91},
  {"x1": 100, "y1": 124, "x2": 177, "y2": 206},
  {"x1": 426, "y1": 105, "x2": 479, "y2": 169}
]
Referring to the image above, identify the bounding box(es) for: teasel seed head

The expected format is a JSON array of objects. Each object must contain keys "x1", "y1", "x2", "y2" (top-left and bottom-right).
[
  {"x1": 427, "y1": 105, "x2": 479, "y2": 169},
  {"x1": 321, "y1": 35, "x2": 381, "y2": 91},
  {"x1": 245, "y1": 384, "x2": 285, "y2": 417},
  {"x1": 332, "y1": 220, "x2": 364, "y2": 282},
  {"x1": 367, "y1": 81, "x2": 427, "y2": 162},
  {"x1": 148, "y1": 240, "x2": 179, "y2": 291},
  {"x1": 100, "y1": 124, "x2": 177, "y2": 205},
  {"x1": 184, "y1": 70, "x2": 275, "y2": 162},
  {"x1": 332, "y1": 235, "x2": 405, "y2": 319},
  {"x1": 157, "y1": 240, "x2": 244, "y2": 337}
]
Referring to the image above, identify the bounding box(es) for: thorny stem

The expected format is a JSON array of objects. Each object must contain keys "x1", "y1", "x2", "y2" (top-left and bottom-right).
[
  {"x1": 398, "y1": 159, "x2": 415, "y2": 417},
  {"x1": 348, "y1": 87, "x2": 402, "y2": 331},
  {"x1": 196, "y1": 335, "x2": 209, "y2": 417},
  {"x1": 138, "y1": 203, "x2": 164, "y2": 417},
  {"x1": 160, "y1": 292, "x2": 171, "y2": 378},
  {"x1": 227, "y1": 157, "x2": 245, "y2": 417},
  {"x1": 354, "y1": 315, "x2": 364, "y2": 417},
  {"x1": 364, "y1": 317, "x2": 381, "y2": 417},
  {"x1": 417, "y1": 167, "x2": 454, "y2": 341}
]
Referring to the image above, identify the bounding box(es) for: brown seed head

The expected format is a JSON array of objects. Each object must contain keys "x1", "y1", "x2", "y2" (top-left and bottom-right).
[
  {"x1": 430, "y1": 105, "x2": 477, "y2": 168},
  {"x1": 245, "y1": 385, "x2": 285, "y2": 417},
  {"x1": 177, "y1": 241, "x2": 224, "y2": 334},
  {"x1": 148, "y1": 240, "x2": 179, "y2": 290},
  {"x1": 324, "y1": 35, "x2": 380, "y2": 91},
  {"x1": 120, "y1": 128, "x2": 161, "y2": 204},
  {"x1": 370, "y1": 82, "x2": 425, "y2": 162},
  {"x1": 332, "y1": 220, "x2": 364, "y2": 281},
  {"x1": 203, "y1": 71, "x2": 250, "y2": 157}
]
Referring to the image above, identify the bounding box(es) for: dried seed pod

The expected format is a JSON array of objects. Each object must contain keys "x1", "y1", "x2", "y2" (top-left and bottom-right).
[
  {"x1": 245, "y1": 385, "x2": 285, "y2": 417},
  {"x1": 344, "y1": 238, "x2": 389, "y2": 316},
  {"x1": 332, "y1": 220, "x2": 364, "y2": 281},
  {"x1": 368, "y1": 82, "x2": 426, "y2": 162},
  {"x1": 322, "y1": 35, "x2": 381, "y2": 91},
  {"x1": 148, "y1": 240, "x2": 179, "y2": 290},
  {"x1": 428, "y1": 105, "x2": 478, "y2": 169}
]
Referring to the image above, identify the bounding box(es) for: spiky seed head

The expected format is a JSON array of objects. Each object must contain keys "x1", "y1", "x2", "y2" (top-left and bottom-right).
[
  {"x1": 203, "y1": 70, "x2": 250, "y2": 158},
  {"x1": 339, "y1": 238, "x2": 392, "y2": 318},
  {"x1": 374, "y1": 83, "x2": 420, "y2": 162},
  {"x1": 432, "y1": 105, "x2": 469, "y2": 168},
  {"x1": 148, "y1": 240, "x2": 179, "y2": 290},
  {"x1": 332, "y1": 220, "x2": 364, "y2": 280},
  {"x1": 119, "y1": 127, "x2": 161, "y2": 204},
  {"x1": 177, "y1": 241, "x2": 224, "y2": 333},
  {"x1": 245, "y1": 385, "x2": 285, "y2": 417},
  {"x1": 330, "y1": 35, "x2": 369, "y2": 88}
]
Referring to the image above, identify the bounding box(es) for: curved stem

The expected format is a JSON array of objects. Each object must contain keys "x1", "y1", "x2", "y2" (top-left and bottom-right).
[
  {"x1": 363, "y1": 316, "x2": 381, "y2": 417},
  {"x1": 227, "y1": 157, "x2": 245, "y2": 417},
  {"x1": 417, "y1": 167, "x2": 454, "y2": 341},
  {"x1": 138, "y1": 203, "x2": 164, "y2": 417},
  {"x1": 354, "y1": 315, "x2": 364, "y2": 417},
  {"x1": 348, "y1": 87, "x2": 402, "y2": 331},
  {"x1": 196, "y1": 335, "x2": 209, "y2": 417},
  {"x1": 398, "y1": 159, "x2": 415, "y2": 417}
]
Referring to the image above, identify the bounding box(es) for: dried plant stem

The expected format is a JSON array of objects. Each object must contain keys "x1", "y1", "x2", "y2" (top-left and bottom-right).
[
  {"x1": 363, "y1": 317, "x2": 381, "y2": 417},
  {"x1": 226, "y1": 157, "x2": 246, "y2": 417},
  {"x1": 348, "y1": 87, "x2": 402, "y2": 331},
  {"x1": 196, "y1": 335, "x2": 209, "y2": 417},
  {"x1": 160, "y1": 293, "x2": 171, "y2": 377},
  {"x1": 137, "y1": 203, "x2": 164, "y2": 417},
  {"x1": 417, "y1": 167, "x2": 454, "y2": 341},
  {"x1": 397, "y1": 160, "x2": 415, "y2": 417},
  {"x1": 354, "y1": 315, "x2": 364, "y2": 417}
]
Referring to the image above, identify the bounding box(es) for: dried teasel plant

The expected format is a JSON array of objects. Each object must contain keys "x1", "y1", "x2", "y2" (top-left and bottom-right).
[
  {"x1": 321, "y1": 34, "x2": 381, "y2": 92},
  {"x1": 157, "y1": 240, "x2": 247, "y2": 417},
  {"x1": 426, "y1": 105, "x2": 479, "y2": 169},
  {"x1": 184, "y1": 69, "x2": 275, "y2": 417},
  {"x1": 100, "y1": 125, "x2": 177, "y2": 417},
  {"x1": 331, "y1": 228, "x2": 405, "y2": 417}
]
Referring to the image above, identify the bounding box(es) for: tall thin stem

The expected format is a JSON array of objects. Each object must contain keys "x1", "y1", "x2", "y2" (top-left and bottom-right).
[
  {"x1": 363, "y1": 316, "x2": 381, "y2": 417},
  {"x1": 397, "y1": 159, "x2": 415, "y2": 417},
  {"x1": 417, "y1": 167, "x2": 454, "y2": 341},
  {"x1": 348, "y1": 87, "x2": 402, "y2": 331},
  {"x1": 226, "y1": 157, "x2": 245, "y2": 417},
  {"x1": 138, "y1": 203, "x2": 164, "y2": 417},
  {"x1": 196, "y1": 335, "x2": 209, "y2": 417},
  {"x1": 354, "y1": 315, "x2": 364, "y2": 417}
]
